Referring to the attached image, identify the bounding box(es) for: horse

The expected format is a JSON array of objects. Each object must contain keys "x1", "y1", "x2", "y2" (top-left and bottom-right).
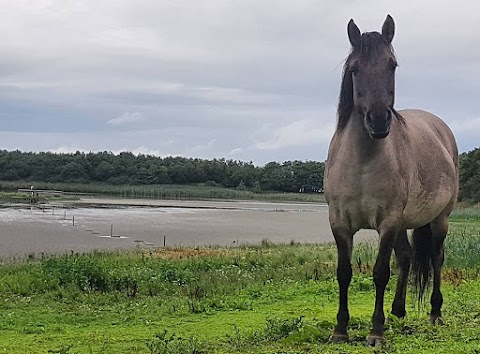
[{"x1": 323, "y1": 15, "x2": 459, "y2": 346}]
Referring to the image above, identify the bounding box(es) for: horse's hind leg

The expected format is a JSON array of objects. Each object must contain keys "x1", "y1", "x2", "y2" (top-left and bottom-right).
[
  {"x1": 429, "y1": 216, "x2": 449, "y2": 324},
  {"x1": 391, "y1": 230, "x2": 411, "y2": 318}
]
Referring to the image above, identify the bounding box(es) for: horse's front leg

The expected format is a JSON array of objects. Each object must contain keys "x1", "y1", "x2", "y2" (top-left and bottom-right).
[
  {"x1": 367, "y1": 226, "x2": 398, "y2": 346},
  {"x1": 331, "y1": 227, "x2": 354, "y2": 343}
]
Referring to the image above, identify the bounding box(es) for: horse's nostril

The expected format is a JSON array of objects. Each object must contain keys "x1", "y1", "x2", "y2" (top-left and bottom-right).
[
  {"x1": 367, "y1": 110, "x2": 391, "y2": 126},
  {"x1": 386, "y1": 110, "x2": 392, "y2": 121}
]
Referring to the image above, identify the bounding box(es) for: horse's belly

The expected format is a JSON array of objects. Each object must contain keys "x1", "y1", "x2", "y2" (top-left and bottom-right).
[{"x1": 402, "y1": 174, "x2": 456, "y2": 228}]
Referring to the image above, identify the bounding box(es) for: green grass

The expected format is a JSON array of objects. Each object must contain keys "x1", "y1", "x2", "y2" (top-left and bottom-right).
[
  {"x1": 0, "y1": 219, "x2": 479, "y2": 353},
  {"x1": 0, "y1": 181, "x2": 325, "y2": 203},
  {"x1": 0, "y1": 191, "x2": 47, "y2": 204},
  {"x1": 451, "y1": 206, "x2": 480, "y2": 223}
]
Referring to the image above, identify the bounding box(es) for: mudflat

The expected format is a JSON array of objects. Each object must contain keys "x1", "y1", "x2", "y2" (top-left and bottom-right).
[{"x1": 0, "y1": 198, "x2": 376, "y2": 258}]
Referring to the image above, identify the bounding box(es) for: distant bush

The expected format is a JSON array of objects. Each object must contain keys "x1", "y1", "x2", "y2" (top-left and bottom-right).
[{"x1": 459, "y1": 147, "x2": 480, "y2": 203}]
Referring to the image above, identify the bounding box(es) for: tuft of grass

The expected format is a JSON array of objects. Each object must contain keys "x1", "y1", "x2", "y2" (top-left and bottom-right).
[
  {"x1": 146, "y1": 330, "x2": 203, "y2": 354},
  {"x1": 450, "y1": 206, "x2": 480, "y2": 222},
  {"x1": 256, "y1": 316, "x2": 305, "y2": 341},
  {"x1": 444, "y1": 223, "x2": 480, "y2": 269}
]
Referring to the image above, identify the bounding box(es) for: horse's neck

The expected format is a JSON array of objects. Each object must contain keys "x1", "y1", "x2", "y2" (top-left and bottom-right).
[{"x1": 341, "y1": 112, "x2": 387, "y2": 163}]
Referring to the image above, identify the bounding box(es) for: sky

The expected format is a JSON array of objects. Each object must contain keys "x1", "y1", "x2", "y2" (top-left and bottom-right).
[{"x1": 0, "y1": 1, "x2": 479, "y2": 165}]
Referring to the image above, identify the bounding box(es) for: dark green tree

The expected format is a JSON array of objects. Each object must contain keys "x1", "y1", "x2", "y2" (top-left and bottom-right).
[{"x1": 459, "y1": 148, "x2": 480, "y2": 203}]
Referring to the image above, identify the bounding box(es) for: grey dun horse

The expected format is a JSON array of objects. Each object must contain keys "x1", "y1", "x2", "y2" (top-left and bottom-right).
[{"x1": 324, "y1": 15, "x2": 459, "y2": 346}]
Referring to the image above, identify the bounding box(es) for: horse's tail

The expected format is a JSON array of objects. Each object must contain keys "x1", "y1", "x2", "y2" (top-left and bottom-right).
[{"x1": 411, "y1": 223, "x2": 433, "y2": 301}]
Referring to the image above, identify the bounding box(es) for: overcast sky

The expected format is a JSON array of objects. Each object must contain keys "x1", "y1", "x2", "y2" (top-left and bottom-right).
[{"x1": 0, "y1": 1, "x2": 478, "y2": 165}]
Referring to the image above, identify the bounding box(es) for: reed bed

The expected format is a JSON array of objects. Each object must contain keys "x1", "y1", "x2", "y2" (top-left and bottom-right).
[{"x1": 0, "y1": 181, "x2": 325, "y2": 203}]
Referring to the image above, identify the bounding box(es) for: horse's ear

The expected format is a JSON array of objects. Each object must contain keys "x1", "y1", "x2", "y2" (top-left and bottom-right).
[
  {"x1": 347, "y1": 19, "x2": 361, "y2": 49},
  {"x1": 382, "y1": 14, "x2": 395, "y2": 44}
]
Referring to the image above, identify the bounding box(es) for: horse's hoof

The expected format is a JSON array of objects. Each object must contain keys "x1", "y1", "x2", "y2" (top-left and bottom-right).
[
  {"x1": 331, "y1": 333, "x2": 349, "y2": 343},
  {"x1": 390, "y1": 310, "x2": 406, "y2": 320},
  {"x1": 430, "y1": 316, "x2": 444, "y2": 326},
  {"x1": 366, "y1": 335, "x2": 384, "y2": 347}
]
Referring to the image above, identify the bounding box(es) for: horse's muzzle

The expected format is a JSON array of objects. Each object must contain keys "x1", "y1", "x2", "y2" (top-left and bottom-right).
[
  {"x1": 365, "y1": 109, "x2": 392, "y2": 139},
  {"x1": 369, "y1": 131, "x2": 390, "y2": 139}
]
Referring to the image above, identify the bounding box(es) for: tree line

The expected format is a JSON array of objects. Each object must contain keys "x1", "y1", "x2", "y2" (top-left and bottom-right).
[
  {"x1": 0, "y1": 148, "x2": 478, "y2": 202},
  {"x1": 0, "y1": 150, "x2": 324, "y2": 193},
  {"x1": 459, "y1": 147, "x2": 480, "y2": 203}
]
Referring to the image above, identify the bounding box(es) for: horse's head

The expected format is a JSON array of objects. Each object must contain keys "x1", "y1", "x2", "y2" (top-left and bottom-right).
[{"x1": 346, "y1": 15, "x2": 397, "y2": 139}]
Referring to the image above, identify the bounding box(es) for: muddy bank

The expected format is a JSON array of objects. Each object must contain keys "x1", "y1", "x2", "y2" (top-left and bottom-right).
[{"x1": 0, "y1": 198, "x2": 377, "y2": 258}]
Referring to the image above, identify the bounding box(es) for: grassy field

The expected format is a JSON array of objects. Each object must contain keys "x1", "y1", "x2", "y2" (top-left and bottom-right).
[
  {"x1": 0, "y1": 181, "x2": 326, "y2": 203},
  {"x1": 0, "y1": 211, "x2": 479, "y2": 353}
]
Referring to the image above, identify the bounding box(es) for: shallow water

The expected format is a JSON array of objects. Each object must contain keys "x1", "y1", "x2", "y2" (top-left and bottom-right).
[{"x1": 0, "y1": 199, "x2": 376, "y2": 257}]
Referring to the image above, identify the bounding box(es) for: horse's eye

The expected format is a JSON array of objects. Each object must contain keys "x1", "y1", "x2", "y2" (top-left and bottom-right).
[{"x1": 351, "y1": 65, "x2": 359, "y2": 75}]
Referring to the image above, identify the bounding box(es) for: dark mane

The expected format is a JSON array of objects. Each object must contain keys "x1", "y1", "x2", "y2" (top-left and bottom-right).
[{"x1": 337, "y1": 32, "x2": 403, "y2": 130}]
